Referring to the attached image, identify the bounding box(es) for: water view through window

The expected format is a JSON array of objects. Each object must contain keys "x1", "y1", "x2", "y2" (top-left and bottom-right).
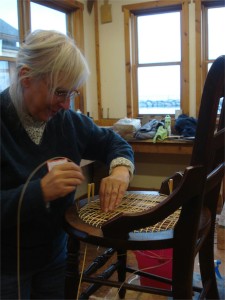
[{"x1": 137, "y1": 11, "x2": 181, "y2": 115}]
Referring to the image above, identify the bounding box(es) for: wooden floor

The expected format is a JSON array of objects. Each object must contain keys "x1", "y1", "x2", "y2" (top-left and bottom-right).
[{"x1": 75, "y1": 224, "x2": 225, "y2": 300}]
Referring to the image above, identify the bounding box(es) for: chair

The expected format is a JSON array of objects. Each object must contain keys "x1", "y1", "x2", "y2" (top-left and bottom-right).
[{"x1": 64, "y1": 55, "x2": 225, "y2": 299}]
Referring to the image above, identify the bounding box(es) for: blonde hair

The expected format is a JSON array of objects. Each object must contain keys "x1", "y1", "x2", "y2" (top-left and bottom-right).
[{"x1": 10, "y1": 29, "x2": 89, "y2": 116}]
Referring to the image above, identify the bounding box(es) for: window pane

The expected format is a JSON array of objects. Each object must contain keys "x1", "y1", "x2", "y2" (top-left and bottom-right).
[
  {"x1": 0, "y1": 61, "x2": 16, "y2": 91},
  {"x1": 0, "y1": 0, "x2": 19, "y2": 58},
  {"x1": 31, "y1": 2, "x2": 67, "y2": 34},
  {"x1": 138, "y1": 12, "x2": 181, "y2": 64},
  {"x1": 208, "y1": 7, "x2": 225, "y2": 60},
  {"x1": 138, "y1": 65, "x2": 180, "y2": 115}
]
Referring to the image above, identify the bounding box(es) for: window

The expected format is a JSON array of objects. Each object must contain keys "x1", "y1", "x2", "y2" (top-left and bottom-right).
[
  {"x1": 137, "y1": 12, "x2": 181, "y2": 115},
  {"x1": 206, "y1": 5, "x2": 225, "y2": 115},
  {"x1": 31, "y1": 2, "x2": 67, "y2": 33},
  {"x1": 195, "y1": 0, "x2": 225, "y2": 115},
  {"x1": 207, "y1": 7, "x2": 225, "y2": 61},
  {"x1": 123, "y1": 1, "x2": 189, "y2": 118},
  {"x1": 0, "y1": 61, "x2": 16, "y2": 91},
  {"x1": 0, "y1": 0, "x2": 85, "y2": 110},
  {"x1": 0, "y1": 0, "x2": 18, "y2": 91}
]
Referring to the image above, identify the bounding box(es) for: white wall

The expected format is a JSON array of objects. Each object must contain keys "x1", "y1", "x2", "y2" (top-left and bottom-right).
[{"x1": 83, "y1": 0, "x2": 197, "y2": 120}]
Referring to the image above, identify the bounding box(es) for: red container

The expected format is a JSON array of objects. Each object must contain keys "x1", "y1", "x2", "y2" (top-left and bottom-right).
[{"x1": 134, "y1": 249, "x2": 172, "y2": 289}]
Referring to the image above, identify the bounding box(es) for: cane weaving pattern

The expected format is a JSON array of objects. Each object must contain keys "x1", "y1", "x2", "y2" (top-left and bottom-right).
[{"x1": 78, "y1": 193, "x2": 181, "y2": 232}]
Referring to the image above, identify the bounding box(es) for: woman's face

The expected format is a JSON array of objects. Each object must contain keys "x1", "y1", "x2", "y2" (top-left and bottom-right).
[{"x1": 21, "y1": 71, "x2": 74, "y2": 122}]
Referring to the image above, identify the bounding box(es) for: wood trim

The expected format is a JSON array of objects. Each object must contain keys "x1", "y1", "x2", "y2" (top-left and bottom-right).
[
  {"x1": 122, "y1": 0, "x2": 191, "y2": 12},
  {"x1": 181, "y1": 0, "x2": 189, "y2": 115},
  {"x1": 193, "y1": 0, "x2": 225, "y2": 6},
  {"x1": 195, "y1": 0, "x2": 203, "y2": 117},
  {"x1": 31, "y1": 0, "x2": 83, "y2": 12},
  {"x1": 129, "y1": 139, "x2": 193, "y2": 155},
  {"x1": 94, "y1": 118, "x2": 118, "y2": 126},
  {"x1": 18, "y1": 0, "x2": 31, "y2": 43},
  {"x1": 67, "y1": 6, "x2": 85, "y2": 112},
  {"x1": 68, "y1": 10, "x2": 84, "y2": 46},
  {"x1": 132, "y1": 15, "x2": 139, "y2": 118},
  {"x1": 0, "y1": 57, "x2": 16, "y2": 62},
  {"x1": 94, "y1": 1, "x2": 102, "y2": 119},
  {"x1": 201, "y1": 4, "x2": 208, "y2": 80},
  {"x1": 124, "y1": 8, "x2": 133, "y2": 118}
]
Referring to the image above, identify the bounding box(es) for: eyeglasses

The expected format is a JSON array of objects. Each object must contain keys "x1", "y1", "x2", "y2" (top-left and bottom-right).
[{"x1": 54, "y1": 89, "x2": 80, "y2": 100}]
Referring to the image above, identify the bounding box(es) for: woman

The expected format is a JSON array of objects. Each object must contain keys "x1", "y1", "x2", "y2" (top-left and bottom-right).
[{"x1": 0, "y1": 30, "x2": 134, "y2": 299}]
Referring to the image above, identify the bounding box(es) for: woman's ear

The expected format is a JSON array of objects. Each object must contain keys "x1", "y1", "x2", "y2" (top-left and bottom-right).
[{"x1": 19, "y1": 67, "x2": 31, "y2": 87}]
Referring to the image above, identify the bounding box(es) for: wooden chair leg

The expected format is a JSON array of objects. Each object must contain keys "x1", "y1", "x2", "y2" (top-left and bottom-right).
[
  {"x1": 172, "y1": 268, "x2": 194, "y2": 299},
  {"x1": 199, "y1": 230, "x2": 220, "y2": 300},
  {"x1": 172, "y1": 246, "x2": 195, "y2": 299},
  {"x1": 117, "y1": 250, "x2": 127, "y2": 299},
  {"x1": 65, "y1": 237, "x2": 81, "y2": 300}
]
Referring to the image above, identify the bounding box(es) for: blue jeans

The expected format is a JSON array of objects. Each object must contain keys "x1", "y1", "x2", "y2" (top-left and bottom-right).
[{"x1": 1, "y1": 253, "x2": 66, "y2": 300}]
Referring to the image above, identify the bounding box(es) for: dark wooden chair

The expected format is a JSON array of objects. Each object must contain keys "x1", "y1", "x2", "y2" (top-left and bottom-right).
[{"x1": 64, "y1": 55, "x2": 225, "y2": 299}]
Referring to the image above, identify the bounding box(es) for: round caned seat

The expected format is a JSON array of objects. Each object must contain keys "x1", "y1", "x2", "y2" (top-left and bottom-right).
[{"x1": 78, "y1": 192, "x2": 181, "y2": 232}]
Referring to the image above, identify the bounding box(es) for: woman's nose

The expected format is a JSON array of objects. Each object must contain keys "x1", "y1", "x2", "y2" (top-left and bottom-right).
[{"x1": 58, "y1": 99, "x2": 70, "y2": 110}]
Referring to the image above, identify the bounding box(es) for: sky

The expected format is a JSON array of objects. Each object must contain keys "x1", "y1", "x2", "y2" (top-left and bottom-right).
[
  {"x1": 0, "y1": 0, "x2": 66, "y2": 33},
  {"x1": 0, "y1": 0, "x2": 18, "y2": 29}
]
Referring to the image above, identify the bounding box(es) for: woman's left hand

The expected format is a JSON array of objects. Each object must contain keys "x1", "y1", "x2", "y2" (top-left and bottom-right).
[{"x1": 99, "y1": 166, "x2": 130, "y2": 212}]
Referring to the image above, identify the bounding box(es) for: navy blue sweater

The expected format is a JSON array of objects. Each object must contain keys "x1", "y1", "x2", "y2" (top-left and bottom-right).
[{"x1": 0, "y1": 88, "x2": 134, "y2": 272}]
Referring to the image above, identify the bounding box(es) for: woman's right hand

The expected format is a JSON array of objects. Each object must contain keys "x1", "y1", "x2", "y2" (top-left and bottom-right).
[{"x1": 41, "y1": 162, "x2": 85, "y2": 202}]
